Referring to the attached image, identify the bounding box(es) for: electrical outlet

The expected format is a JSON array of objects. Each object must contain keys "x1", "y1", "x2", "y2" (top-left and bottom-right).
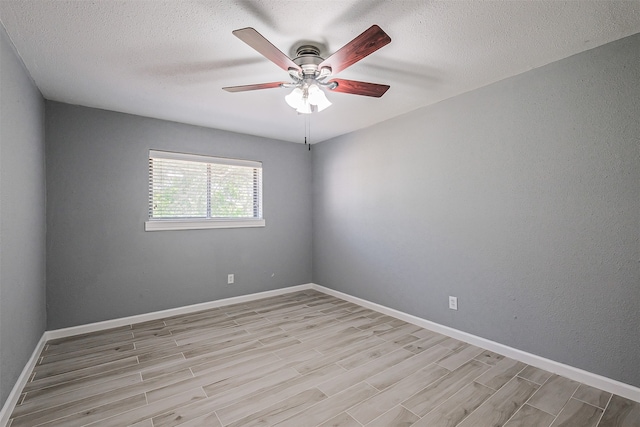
[
  {"x1": 227, "y1": 274, "x2": 234, "y2": 285},
  {"x1": 449, "y1": 296, "x2": 458, "y2": 311}
]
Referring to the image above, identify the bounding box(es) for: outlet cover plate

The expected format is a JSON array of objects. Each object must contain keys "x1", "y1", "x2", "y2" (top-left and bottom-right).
[
  {"x1": 227, "y1": 274, "x2": 234, "y2": 284},
  {"x1": 449, "y1": 296, "x2": 458, "y2": 310}
]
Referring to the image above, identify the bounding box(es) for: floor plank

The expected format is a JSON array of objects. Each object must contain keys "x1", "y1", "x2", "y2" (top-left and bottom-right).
[
  {"x1": 412, "y1": 381, "x2": 495, "y2": 427},
  {"x1": 518, "y1": 365, "x2": 554, "y2": 385},
  {"x1": 456, "y1": 376, "x2": 540, "y2": 427},
  {"x1": 366, "y1": 405, "x2": 419, "y2": 427},
  {"x1": 317, "y1": 412, "x2": 362, "y2": 427},
  {"x1": 598, "y1": 394, "x2": 640, "y2": 427},
  {"x1": 402, "y1": 360, "x2": 492, "y2": 417},
  {"x1": 528, "y1": 374, "x2": 580, "y2": 416},
  {"x1": 475, "y1": 356, "x2": 527, "y2": 391},
  {"x1": 347, "y1": 363, "x2": 449, "y2": 425},
  {"x1": 273, "y1": 382, "x2": 378, "y2": 427},
  {"x1": 550, "y1": 398, "x2": 602, "y2": 427},
  {"x1": 573, "y1": 383, "x2": 612, "y2": 409},
  {"x1": 503, "y1": 404, "x2": 555, "y2": 427}
]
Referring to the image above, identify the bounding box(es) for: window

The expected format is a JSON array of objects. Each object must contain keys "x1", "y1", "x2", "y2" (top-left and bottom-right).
[{"x1": 145, "y1": 150, "x2": 264, "y2": 231}]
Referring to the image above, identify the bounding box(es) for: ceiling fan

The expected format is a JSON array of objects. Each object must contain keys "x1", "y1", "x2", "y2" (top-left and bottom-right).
[{"x1": 223, "y1": 25, "x2": 391, "y2": 114}]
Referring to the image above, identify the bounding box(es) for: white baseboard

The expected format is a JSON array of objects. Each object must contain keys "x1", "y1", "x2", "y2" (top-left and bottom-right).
[
  {"x1": 311, "y1": 283, "x2": 640, "y2": 403},
  {"x1": 46, "y1": 284, "x2": 313, "y2": 340},
  {"x1": 0, "y1": 334, "x2": 47, "y2": 427}
]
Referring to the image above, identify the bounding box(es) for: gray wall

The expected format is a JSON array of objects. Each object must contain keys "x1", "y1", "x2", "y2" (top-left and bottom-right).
[
  {"x1": 46, "y1": 102, "x2": 312, "y2": 329},
  {"x1": 312, "y1": 34, "x2": 640, "y2": 387},
  {"x1": 0, "y1": 25, "x2": 46, "y2": 406}
]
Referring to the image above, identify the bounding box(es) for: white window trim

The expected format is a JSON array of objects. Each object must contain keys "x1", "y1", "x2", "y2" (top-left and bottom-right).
[
  {"x1": 146, "y1": 150, "x2": 265, "y2": 231},
  {"x1": 145, "y1": 218, "x2": 265, "y2": 231}
]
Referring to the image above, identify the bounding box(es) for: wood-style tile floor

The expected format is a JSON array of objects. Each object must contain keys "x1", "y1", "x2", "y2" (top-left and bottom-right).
[{"x1": 8, "y1": 290, "x2": 640, "y2": 426}]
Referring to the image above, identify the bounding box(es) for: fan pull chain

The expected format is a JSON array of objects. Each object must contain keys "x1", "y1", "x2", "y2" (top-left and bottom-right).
[
  {"x1": 308, "y1": 115, "x2": 311, "y2": 151},
  {"x1": 304, "y1": 115, "x2": 311, "y2": 151},
  {"x1": 303, "y1": 115, "x2": 308, "y2": 145}
]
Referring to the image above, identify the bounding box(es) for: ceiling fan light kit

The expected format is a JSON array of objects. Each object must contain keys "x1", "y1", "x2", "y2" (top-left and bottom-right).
[
  {"x1": 285, "y1": 84, "x2": 332, "y2": 114},
  {"x1": 223, "y1": 25, "x2": 391, "y2": 114}
]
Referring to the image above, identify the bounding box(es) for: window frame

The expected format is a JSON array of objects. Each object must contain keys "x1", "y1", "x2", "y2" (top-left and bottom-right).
[{"x1": 145, "y1": 150, "x2": 265, "y2": 231}]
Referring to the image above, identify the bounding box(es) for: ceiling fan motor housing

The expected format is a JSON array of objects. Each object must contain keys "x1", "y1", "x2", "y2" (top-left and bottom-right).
[{"x1": 293, "y1": 45, "x2": 327, "y2": 78}]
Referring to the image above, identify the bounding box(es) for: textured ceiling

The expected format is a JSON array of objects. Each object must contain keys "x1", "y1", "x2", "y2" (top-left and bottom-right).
[{"x1": 1, "y1": 1, "x2": 639, "y2": 143}]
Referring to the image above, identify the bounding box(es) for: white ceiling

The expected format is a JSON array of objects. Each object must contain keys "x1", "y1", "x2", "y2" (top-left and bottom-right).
[{"x1": 1, "y1": 1, "x2": 639, "y2": 143}]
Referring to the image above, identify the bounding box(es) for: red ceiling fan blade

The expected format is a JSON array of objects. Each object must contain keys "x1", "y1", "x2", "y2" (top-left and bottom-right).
[
  {"x1": 319, "y1": 25, "x2": 391, "y2": 75},
  {"x1": 328, "y1": 79, "x2": 390, "y2": 97},
  {"x1": 232, "y1": 27, "x2": 301, "y2": 72},
  {"x1": 223, "y1": 82, "x2": 284, "y2": 92}
]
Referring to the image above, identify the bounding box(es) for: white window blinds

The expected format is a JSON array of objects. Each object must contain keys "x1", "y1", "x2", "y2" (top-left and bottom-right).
[{"x1": 146, "y1": 150, "x2": 264, "y2": 231}]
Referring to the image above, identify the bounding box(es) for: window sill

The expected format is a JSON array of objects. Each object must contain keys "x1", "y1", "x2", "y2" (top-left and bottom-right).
[{"x1": 145, "y1": 219, "x2": 265, "y2": 231}]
